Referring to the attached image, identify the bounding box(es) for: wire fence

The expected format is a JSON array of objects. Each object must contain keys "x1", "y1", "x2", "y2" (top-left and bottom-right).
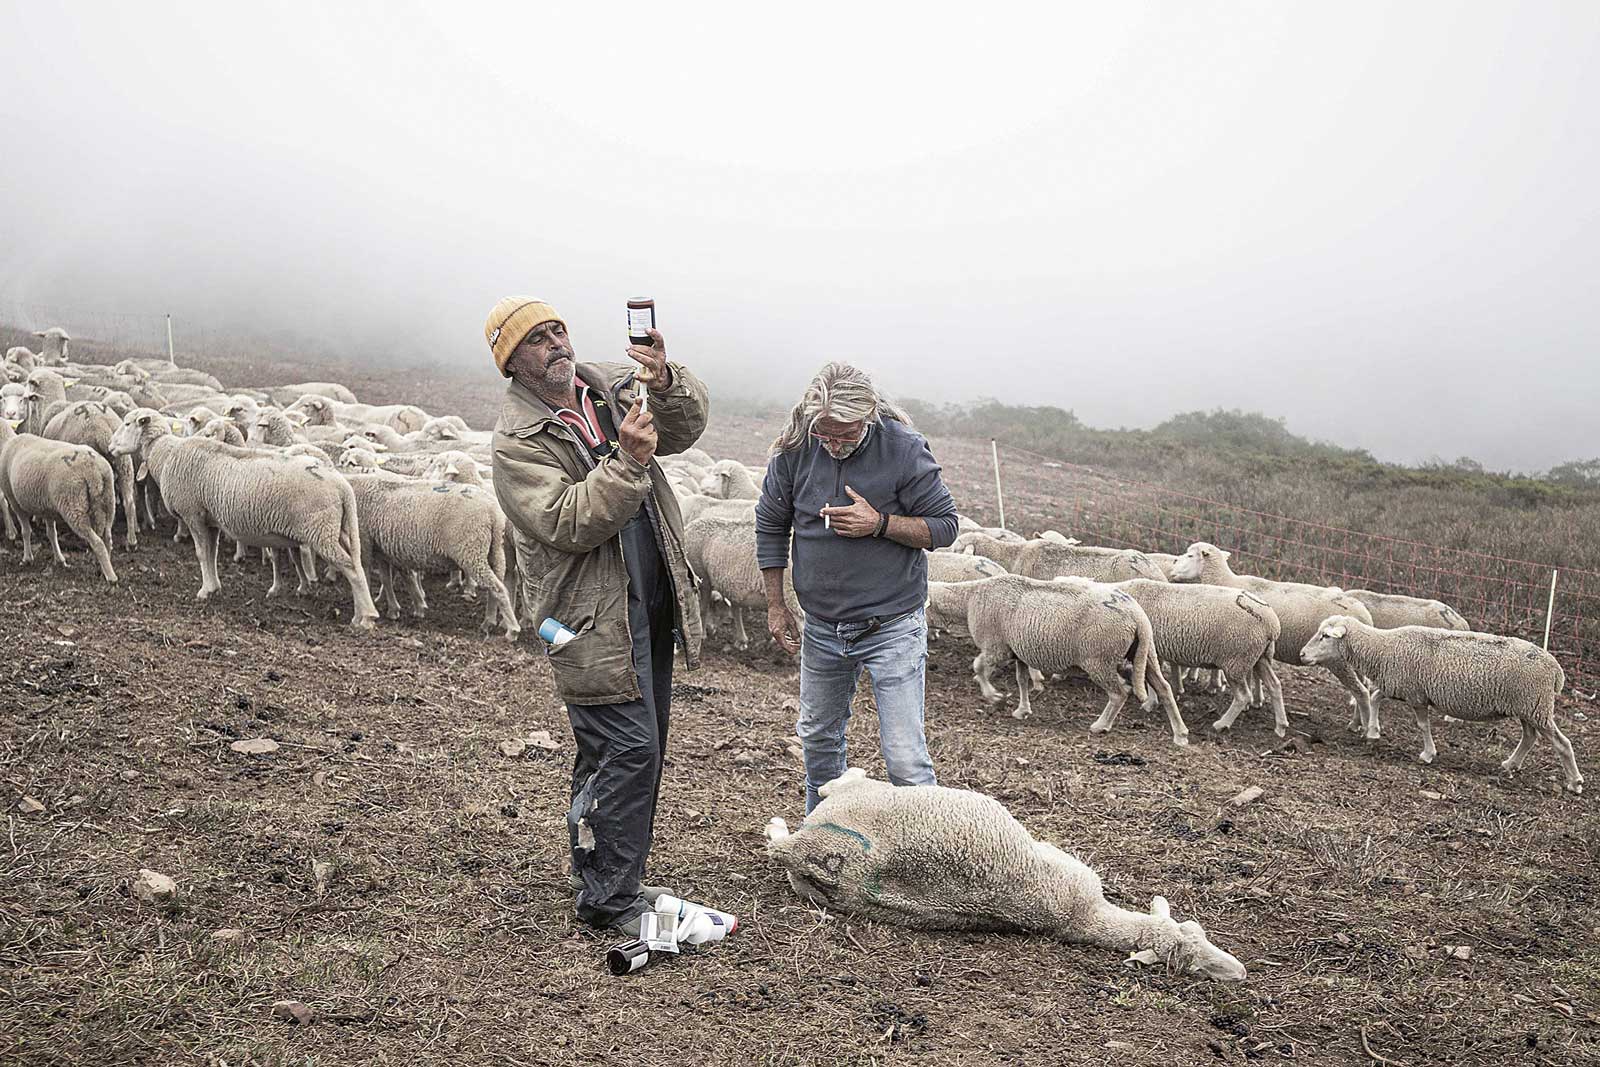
[{"x1": 991, "y1": 442, "x2": 1600, "y2": 690}]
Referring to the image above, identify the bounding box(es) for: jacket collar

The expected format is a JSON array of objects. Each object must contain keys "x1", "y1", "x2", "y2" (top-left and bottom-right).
[{"x1": 496, "y1": 361, "x2": 638, "y2": 435}]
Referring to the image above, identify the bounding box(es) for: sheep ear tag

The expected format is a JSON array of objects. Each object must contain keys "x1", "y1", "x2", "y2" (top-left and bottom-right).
[
  {"x1": 170, "y1": 420, "x2": 183, "y2": 432},
  {"x1": 64, "y1": 378, "x2": 79, "y2": 387},
  {"x1": 372, "y1": 454, "x2": 386, "y2": 465}
]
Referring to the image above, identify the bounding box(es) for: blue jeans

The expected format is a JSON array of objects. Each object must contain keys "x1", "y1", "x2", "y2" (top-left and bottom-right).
[{"x1": 797, "y1": 607, "x2": 936, "y2": 813}]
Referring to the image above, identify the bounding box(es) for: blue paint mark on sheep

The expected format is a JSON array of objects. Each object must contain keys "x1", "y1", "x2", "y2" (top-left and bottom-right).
[{"x1": 816, "y1": 822, "x2": 873, "y2": 852}]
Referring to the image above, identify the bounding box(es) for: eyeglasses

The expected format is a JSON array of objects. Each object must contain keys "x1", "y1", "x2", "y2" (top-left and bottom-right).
[{"x1": 811, "y1": 424, "x2": 866, "y2": 447}]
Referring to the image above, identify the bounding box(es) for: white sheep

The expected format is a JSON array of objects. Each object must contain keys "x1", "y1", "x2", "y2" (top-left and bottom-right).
[
  {"x1": 1347, "y1": 589, "x2": 1470, "y2": 632},
  {"x1": 5, "y1": 346, "x2": 38, "y2": 372},
  {"x1": 221, "y1": 395, "x2": 261, "y2": 438},
  {"x1": 110, "y1": 409, "x2": 379, "y2": 626},
  {"x1": 424, "y1": 450, "x2": 488, "y2": 485},
  {"x1": 263, "y1": 382, "x2": 359, "y2": 407},
  {"x1": 21, "y1": 369, "x2": 70, "y2": 436},
  {"x1": 1170, "y1": 542, "x2": 1379, "y2": 734},
  {"x1": 33, "y1": 327, "x2": 71, "y2": 364},
  {"x1": 344, "y1": 474, "x2": 518, "y2": 639},
  {"x1": 1302, "y1": 616, "x2": 1581, "y2": 793},
  {"x1": 1110, "y1": 578, "x2": 1287, "y2": 736},
  {"x1": 0, "y1": 420, "x2": 118, "y2": 581},
  {"x1": 698, "y1": 459, "x2": 761, "y2": 500},
  {"x1": 42, "y1": 400, "x2": 140, "y2": 549},
  {"x1": 288, "y1": 394, "x2": 427, "y2": 434},
  {"x1": 928, "y1": 575, "x2": 1187, "y2": 744},
  {"x1": 764, "y1": 769, "x2": 1247, "y2": 980},
  {"x1": 677, "y1": 492, "x2": 756, "y2": 526},
  {"x1": 249, "y1": 411, "x2": 306, "y2": 447},
  {"x1": 114, "y1": 359, "x2": 223, "y2": 392},
  {"x1": 685, "y1": 511, "x2": 799, "y2": 649},
  {"x1": 926, "y1": 551, "x2": 1007, "y2": 584},
  {"x1": 953, "y1": 531, "x2": 1168, "y2": 584}
]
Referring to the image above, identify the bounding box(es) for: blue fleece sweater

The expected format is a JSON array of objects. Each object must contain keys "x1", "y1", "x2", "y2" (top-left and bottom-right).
[{"x1": 755, "y1": 420, "x2": 959, "y2": 623}]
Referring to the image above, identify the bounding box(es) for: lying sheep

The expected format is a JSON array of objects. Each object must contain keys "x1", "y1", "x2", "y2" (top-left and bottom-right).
[
  {"x1": 110, "y1": 409, "x2": 379, "y2": 627},
  {"x1": 1110, "y1": 578, "x2": 1286, "y2": 736},
  {"x1": 764, "y1": 769, "x2": 1246, "y2": 980},
  {"x1": 1171, "y1": 542, "x2": 1379, "y2": 734},
  {"x1": 929, "y1": 575, "x2": 1187, "y2": 744},
  {"x1": 5, "y1": 346, "x2": 38, "y2": 372},
  {"x1": 288, "y1": 394, "x2": 427, "y2": 434},
  {"x1": 43, "y1": 400, "x2": 140, "y2": 549},
  {"x1": 1302, "y1": 616, "x2": 1581, "y2": 793},
  {"x1": 699, "y1": 459, "x2": 761, "y2": 500},
  {"x1": 263, "y1": 382, "x2": 359, "y2": 407},
  {"x1": 685, "y1": 511, "x2": 799, "y2": 649},
  {"x1": 114, "y1": 359, "x2": 223, "y2": 392},
  {"x1": 344, "y1": 474, "x2": 518, "y2": 639},
  {"x1": 0, "y1": 420, "x2": 118, "y2": 581},
  {"x1": 954, "y1": 531, "x2": 1168, "y2": 584}
]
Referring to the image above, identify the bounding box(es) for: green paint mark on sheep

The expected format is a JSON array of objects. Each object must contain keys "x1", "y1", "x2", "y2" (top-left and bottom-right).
[{"x1": 816, "y1": 822, "x2": 872, "y2": 852}]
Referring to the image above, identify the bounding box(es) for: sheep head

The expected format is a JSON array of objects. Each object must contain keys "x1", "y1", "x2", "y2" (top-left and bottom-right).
[
  {"x1": 1144, "y1": 897, "x2": 1247, "y2": 982},
  {"x1": 289, "y1": 395, "x2": 334, "y2": 425},
  {"x1": 1170, "y1": 542, "x2": 1228, "y2": 583},
  {"x1": 110, "y1": 408, "x2": 174, "y2": 456},
  {"x1": 183, "y1": 407, "x2": 221, "y2": 435},
  {"x1": 114, "y1": 360, "x2": 153, "y2": 383},
  {"x1": 0, "y1": 384, "x2": 25, "y2": 426},
  {"x1": 1299, "y1": 616, "x2": 1353, "y2": 666}
]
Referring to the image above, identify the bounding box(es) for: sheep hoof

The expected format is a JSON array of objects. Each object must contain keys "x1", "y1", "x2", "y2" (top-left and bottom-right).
[
  {"x1": 196, "y1": 589, "x2": 213, "y2": 601},
  {"x1": 1011, "y1": 708, "x2": 1029, "y2": 721},
  {"x1": 1172, "y1": 733, "x2": 1190, "y2": 747},
  {"x1": 1211, "y1": 720, "x2": 1231, "y2": 734},
  {"x1": 1566, "y1": 781, "x2": 1584, "y2": 795},
  {"x1": 1273, "y1": 724, "x2": 1288, "y2": 739},
  {"x1": 1364, "y1": 728, "x2": 1381, "y2": 742},
  {"x1": 352, "y1": 616, "x2": 377, "y2": 630},
  {"x1": 1088, "y1": 720, "x2": 1112, "y2": 734},
  {"x1": 1418, "y1": 750, "x2": 1435, "y2": 764},
  {"x1": 764, "y1": 817, "x2": 791, "y2": 843}
]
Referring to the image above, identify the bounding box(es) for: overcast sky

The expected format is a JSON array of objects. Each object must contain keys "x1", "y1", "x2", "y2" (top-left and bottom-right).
[{"x1": 2, "y1": 2, "x2": 1596, "y2": 470}]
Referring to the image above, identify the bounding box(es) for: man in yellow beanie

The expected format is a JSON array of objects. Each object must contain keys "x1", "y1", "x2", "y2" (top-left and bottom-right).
[{"x1": 487, "y1": 297, "x2": 710, "y2": 938}]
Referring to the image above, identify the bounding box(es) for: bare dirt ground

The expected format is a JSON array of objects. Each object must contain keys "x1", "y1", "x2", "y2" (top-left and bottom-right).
[{"x1": 3, "y1": 351, "x2": 1598, "y2": 1066}]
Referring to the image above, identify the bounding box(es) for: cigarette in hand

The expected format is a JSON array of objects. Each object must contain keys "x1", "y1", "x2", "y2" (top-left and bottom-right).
[{"x1": 823, "y1": 511, "x2": 830, "y2": 529}]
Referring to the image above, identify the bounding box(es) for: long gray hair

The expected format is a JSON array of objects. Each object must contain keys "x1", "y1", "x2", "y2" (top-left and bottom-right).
[{"x1": 771, "y1": 362, "x2": 912, "y2": 454}]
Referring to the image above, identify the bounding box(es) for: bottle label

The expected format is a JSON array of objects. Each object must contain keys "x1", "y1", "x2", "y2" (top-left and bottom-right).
[{"x1": 627, "y1": 305, "x2": 654, "y2": 337}]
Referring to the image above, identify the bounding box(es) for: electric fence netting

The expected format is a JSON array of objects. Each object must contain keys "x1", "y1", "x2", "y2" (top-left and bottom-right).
[{"x1": 987, "y1": 442, "x2": 1599, "y2": 692}]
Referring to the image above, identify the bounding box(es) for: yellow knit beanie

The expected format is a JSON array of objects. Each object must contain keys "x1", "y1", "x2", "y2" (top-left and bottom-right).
[{"x1": 485, "y1": 297, "x2": 564, "y2": 377}]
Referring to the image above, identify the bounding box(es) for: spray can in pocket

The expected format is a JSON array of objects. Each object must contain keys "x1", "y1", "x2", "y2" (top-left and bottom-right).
[{"x1": 538, "y1": 618, "x2": 578, "y2": 647}]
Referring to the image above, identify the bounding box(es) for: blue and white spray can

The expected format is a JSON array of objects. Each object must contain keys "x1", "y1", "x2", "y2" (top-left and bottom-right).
[{"x1": 538, "y1": 618, "x2": 578, "y2": 647}]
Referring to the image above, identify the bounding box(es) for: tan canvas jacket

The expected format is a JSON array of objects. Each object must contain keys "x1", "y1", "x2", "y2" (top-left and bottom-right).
[{"x1": 492, "y1": 360, "x2": 708, "y2": 705}]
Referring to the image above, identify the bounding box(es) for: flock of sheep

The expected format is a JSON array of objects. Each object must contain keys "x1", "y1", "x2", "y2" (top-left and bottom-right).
[{"x1": 0, "y1": 330, "x2": 1584, "y2": 800}]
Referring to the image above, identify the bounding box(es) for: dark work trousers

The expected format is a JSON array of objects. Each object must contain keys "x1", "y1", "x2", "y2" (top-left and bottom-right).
[{"x1": 566, "y1": 506, "x2": 676, "y2": 927}]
